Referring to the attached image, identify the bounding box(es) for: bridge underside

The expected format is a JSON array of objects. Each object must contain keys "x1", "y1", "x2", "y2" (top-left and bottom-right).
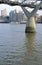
[{"x1": 0, "y1": 0, "x2": 42, "y2": 9}]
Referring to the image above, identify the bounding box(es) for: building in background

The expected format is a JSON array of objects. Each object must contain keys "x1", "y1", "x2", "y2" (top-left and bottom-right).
[
  {"x1": 40, "y1": 15, "x2": 42, "y2": 23},
  {"x1": 9, "y1": 10, "x2": 18, "y2": 22},
  {"x1": 1, "y1": 9, "x2": 7, "y2": 16},
  {"x1": 0, "y1": 9, "x2": 10, "y2": 23},
  {"x1": 34, "y1": 14, "x2": 39, "y2": 22},
  {"x1": 9, "y1": 9, "x2": 27, "y2": 23},
  {"x1": 37, "y1": 16, "x2": 41, "y2": 23}
]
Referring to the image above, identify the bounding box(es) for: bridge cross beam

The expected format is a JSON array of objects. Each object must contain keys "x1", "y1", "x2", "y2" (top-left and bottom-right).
[{"x1": 21, "y1": 1, "x2": 42, "y2": 33}]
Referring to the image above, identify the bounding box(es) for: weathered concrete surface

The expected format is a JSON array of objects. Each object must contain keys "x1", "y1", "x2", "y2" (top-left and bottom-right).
[{"x1": 25, "y1": 17, "x2": 36, "y2": 33}]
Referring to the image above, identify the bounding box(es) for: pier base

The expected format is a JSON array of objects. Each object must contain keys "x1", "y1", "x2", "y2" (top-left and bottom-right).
[{"x1": 25, "y1": 17, "x2": 36, "y2": 33}]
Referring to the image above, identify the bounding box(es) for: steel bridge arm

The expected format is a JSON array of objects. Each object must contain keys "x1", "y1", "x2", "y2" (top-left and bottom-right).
[
  {"x1": 21, "y1": 6, "x2": 31, "y2": 18},
  {"x1": 30, "y1": 1, "x2": 42, "y2": 17},
  {"x1": 21, "y1": 1, "x2": 42, "y2": 18}
]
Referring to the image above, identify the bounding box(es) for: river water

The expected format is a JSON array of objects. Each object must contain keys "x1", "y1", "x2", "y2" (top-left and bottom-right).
[{"x1": 0, "y1": 23, "x2": 42, "y2": 65}]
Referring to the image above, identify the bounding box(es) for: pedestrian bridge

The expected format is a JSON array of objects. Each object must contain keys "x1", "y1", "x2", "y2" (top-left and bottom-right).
[{"x1": 0, "y1": 0, "x2": 42, "y2": 33}]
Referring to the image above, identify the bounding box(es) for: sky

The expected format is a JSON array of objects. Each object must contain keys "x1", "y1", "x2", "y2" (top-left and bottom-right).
[{"x1": 0, "y1": 3, "x2": 42, "y2": 16}]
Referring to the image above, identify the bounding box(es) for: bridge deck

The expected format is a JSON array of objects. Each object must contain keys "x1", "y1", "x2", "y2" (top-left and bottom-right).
[{"x1": 0, "y1": 0, "x2": 42, "y2": 9}]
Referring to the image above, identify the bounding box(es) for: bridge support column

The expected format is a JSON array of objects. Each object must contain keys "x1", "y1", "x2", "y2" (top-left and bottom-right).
[
  {"x1": 25, "y1": 17, "x2": 36, "y2": 33},
  {"x1": 21, "y1": 1, "x2": 42, "y2": 33}
]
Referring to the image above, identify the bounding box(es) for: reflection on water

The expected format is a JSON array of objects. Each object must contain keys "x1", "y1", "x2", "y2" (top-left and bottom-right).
[
  {"x1": 25, "y1": 33, "x2": 36, "y2": 54},
  {"x1": 23, "y1": 33, "x2": 38, "y2": 65},
  {"x1": 0, "y1": 24, "x2": 42, "y2": 65}
]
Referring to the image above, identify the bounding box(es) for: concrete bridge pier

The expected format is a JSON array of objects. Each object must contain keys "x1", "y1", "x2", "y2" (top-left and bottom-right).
[
  {"x1": 21, "y1": 1, "x2": 42, "y2": 33},
  {"x1": 25, "y1": 17, "x2": 36, "y2": 33}
]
